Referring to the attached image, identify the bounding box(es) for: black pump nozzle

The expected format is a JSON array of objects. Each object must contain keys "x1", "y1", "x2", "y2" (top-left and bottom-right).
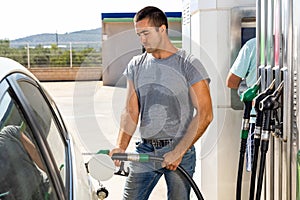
[
  {"x1": 249, "y1": 79, "x2": 276, "y2": 135},
  {"x1": 259, "y1": 81, "x2": 283, "y2": 134},
  {"x1": 253, "y1": 79, "x2": 276, "y2": 111},
  {"x1": 259, "y1": 81, "x2": 283, "y2": 112}
]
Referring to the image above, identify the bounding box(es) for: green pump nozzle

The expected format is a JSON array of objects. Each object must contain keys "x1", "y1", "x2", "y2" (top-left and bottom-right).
[{"x1": 240, "y1": 77, "x2": 261, "y2": 102}]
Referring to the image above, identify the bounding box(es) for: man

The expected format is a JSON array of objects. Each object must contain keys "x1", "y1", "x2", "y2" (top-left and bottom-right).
[
  {"x1": 110, "y1": 6, "x2": 213, "y2": 199},
  {"x1": 226, "y1": 37, "x2": 256, "y2": 91},
  {"x1": 226, "y1": 37, "x2": 257, "y2": 171}
]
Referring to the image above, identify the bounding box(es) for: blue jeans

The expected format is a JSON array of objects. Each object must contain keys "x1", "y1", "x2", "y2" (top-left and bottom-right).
[{"x1": 123, "y1": 142, "x2": 196, "y2": 200}]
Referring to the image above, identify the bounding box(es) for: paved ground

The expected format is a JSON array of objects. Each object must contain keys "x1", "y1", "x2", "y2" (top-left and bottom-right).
[{"x1": 42, "y1": 81, "x2": 167, "y2": 200}]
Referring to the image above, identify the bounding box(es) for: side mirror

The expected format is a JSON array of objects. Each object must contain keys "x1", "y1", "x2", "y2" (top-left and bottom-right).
[{"x1": 87, "y1": 154, "x2": 115, "y2": 181}]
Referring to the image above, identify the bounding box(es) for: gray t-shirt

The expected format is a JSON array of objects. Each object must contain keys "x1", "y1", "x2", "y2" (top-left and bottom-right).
[{"x1": 124, "y1": 49, "x2": 210, "y2": 139}]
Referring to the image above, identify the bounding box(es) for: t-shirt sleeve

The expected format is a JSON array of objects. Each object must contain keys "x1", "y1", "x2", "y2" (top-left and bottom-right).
[
  {"x1": 185, "y1": 56, "x2": 210, "y2": 87},
  {"x1": 123, "y1": 53, "x2": 146, "y2": 81},
  {"x1": 123, "y1": 59, "x2": 135, "y2": 81},
  {"x1": 230, "y1": 43, "x2": 253, "y2": 79}
]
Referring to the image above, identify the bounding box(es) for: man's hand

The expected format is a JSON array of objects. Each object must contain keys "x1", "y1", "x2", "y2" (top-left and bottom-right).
[
  {"x1": 109, "y1": 147, "x2": 125, "y2": 167},
  {"x1": 162, "y1": 150, "x2": 183, "y2": 171}
]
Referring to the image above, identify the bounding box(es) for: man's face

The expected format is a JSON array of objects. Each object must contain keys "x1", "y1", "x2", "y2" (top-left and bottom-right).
[{"x1": 135, "y1": 18, "x2": 162, "y2": 53}]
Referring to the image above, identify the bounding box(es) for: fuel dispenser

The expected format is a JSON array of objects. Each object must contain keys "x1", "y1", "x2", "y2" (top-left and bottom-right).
[{"x1": 235, "y1": 0, "x2": 300, "y2": 199}]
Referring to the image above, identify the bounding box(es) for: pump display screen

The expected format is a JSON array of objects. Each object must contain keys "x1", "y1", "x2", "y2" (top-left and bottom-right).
[{"x1": 241, "y1": 27, "x2": 256, "y2": 46}]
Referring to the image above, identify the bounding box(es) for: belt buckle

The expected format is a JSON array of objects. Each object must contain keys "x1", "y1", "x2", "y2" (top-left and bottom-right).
[
  {"x1": 152, "y1": 140, "x2": 160, "y2": 147},
  {"x1": 156, "y1": 139, "x2": 169, "y2": 147},
  {"x1": 143, "y1": 138, "x2": 172, "y2": 147},
  {"x1": 161, "y1": 140, "x2": 166, "y2": 147}
]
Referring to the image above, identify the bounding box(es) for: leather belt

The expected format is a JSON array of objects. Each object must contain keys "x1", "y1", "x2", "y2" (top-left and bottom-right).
[{"x1": 142, "y1": 138, "x2": 173, "y2": 147}]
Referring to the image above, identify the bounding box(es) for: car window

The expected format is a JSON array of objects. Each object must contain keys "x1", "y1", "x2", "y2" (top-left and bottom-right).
[
  {"x1": 0, "y1": 90, "x2": 58, "y2": 200},
  {"x1": 16, "y1": 81, "x2": 67, "y2": 186}
]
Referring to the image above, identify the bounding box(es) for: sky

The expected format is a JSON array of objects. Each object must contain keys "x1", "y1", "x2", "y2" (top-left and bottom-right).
[{"x1": 0, "y1": 0, "x2": 182, "y2": 40}]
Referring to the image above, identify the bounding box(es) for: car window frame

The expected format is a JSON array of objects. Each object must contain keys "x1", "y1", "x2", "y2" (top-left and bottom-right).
[
  {"x1": 0, "y1": 79, "x2": 9, "y2": 102},
  {"x1": 5, "y1": 72, "x2": 71, "y2": 200},
  {"x1": 0, "y1": 79, "x2": 10, "y2": 126}
]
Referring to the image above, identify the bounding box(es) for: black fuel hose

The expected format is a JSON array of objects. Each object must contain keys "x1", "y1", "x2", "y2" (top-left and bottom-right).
[
  {"x1": 255, "y1": 110, "x2": 271, "y2": 200},
  {"x1": 255, "y1": 138, "x2": 269, "y2": 200},
  {"x1": 249, "y1": 133, "x2": 261, "y2": 200},
  {"x1": 112, "y1": 153, "x2": 204, "y2": 200},
  {"x1": 236, "y1": 100, "x2": 252, "y2": 200},
  {"x1": 249, "y1": 99, "x2": 265, "y2": 200}
]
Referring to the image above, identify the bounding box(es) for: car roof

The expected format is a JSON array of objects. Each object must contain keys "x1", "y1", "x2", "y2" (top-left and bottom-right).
[{"x1": 0, "y1": 57, "x2": 38, "y2": 82}]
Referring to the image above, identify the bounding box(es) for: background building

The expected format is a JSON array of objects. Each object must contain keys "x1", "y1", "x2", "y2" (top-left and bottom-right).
[{"x1": 101, "y1": 12, "x2": 182, "y2": 86}]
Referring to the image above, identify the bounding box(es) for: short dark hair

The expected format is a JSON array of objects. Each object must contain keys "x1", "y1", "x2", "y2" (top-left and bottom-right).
[{"x1": 134, "y1": 6, "x2": 168, "y2": 30}]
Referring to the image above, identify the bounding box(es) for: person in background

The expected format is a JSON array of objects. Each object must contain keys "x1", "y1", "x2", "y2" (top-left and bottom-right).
[
  {"x1": 226, "y1": 37, "x2": 257, "y2": 91},
  {"x1": 226, "y1": 37, "x2": 257, "y2": 171},
  {"x1": 109, "y1": 6, "x2": 213, "y2": 200}
]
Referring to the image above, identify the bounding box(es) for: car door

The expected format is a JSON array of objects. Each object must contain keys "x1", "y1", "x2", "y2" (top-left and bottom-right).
[{"x1": 0, "y1": 72, "x2": 69, "y2": 199}]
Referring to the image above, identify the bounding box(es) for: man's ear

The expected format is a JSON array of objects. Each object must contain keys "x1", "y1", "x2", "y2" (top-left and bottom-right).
[{"x1": 160, "y1": 24, "x2": 167, "y2": 33}]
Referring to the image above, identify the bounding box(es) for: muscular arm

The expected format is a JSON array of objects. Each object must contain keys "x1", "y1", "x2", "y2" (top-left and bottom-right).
[
  {"x1": 110, "y1": 80, "x2": 140, "y2": 163},
  {"x1": 226, "y1": 72, "x2": 242, "y2": 89},
  {"x1": 163, "y1": 79, "x2": 213, "y2": 170}
]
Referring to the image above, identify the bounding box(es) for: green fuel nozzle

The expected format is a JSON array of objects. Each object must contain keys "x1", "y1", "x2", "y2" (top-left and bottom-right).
[
  {"x1": 88, "y1": 150, "x2": 157, "y2": 163},
  {"x1": 240, "y1": 77, "x2": 261, "y2": 102},
  {"x1": 96, "y1": 149, "x2": 110, "y2": 155},
  {"x1": 239, "y1": 77, "x2": 261, "y2": 139}
]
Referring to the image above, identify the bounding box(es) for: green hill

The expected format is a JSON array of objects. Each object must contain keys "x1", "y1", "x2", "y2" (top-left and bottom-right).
[{"x1": 10, "y1": 28, "x2": 102, "y2": 49}]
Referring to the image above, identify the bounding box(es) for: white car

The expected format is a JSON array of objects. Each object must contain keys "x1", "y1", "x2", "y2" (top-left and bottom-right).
[{"x1": 0, "y1": 57, "x2": 114, "y2": 200}]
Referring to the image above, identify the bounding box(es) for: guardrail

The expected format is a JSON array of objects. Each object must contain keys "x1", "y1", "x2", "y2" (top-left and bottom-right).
[
  {"x1": 2, "y1": 41, "x2": 102, "y2": 69},
  {"x1": 1, "y1": 41, "x2": 103, "y2": 81}
]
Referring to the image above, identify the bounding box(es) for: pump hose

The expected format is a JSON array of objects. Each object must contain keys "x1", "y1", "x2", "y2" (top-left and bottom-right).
[
  {"x1": 177, "y1": 165, "x2": 205, "y2": 200},
  {"x1": 236, "y1": 101, "x2": 252, "y2": 200},
  {"x1": 255, "y1": 140, "x2": 269, "y2": 200},
  {"x1": 236, "y1": 138, "x2": 247, "y2": 200},
  {"x1": 249, "y1": 121, "x2": 262, "y2": 200},
  {"x1": 112, "y1": 153, "x2": 204, "y2": 200},
  {"x1": 249, "y1": 137, "x2": 261, "y2": 200}
]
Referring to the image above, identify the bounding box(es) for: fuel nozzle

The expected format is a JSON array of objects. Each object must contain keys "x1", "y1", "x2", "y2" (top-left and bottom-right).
[
  {"x1": 259, "y1": 81, "x2": 284, "y2": 112},
  {"x1": 253, "y1": 79, "x2": 276, "y2": 112},
  {"x1": 238, "y1": 77, "x2": 261, "y2": 142},
  {"x1": 259, "y1": 81, "x2": 284, "y2": 141},
  {"x1": 252, "y1": 79, "x2": 276, "y2": 136},
  {"x1": 239, "y1": 77, "x2": 261, "y2": 129},
  {"x1": 240, "y1": 77, "x2": 261, "y2": 102}
]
